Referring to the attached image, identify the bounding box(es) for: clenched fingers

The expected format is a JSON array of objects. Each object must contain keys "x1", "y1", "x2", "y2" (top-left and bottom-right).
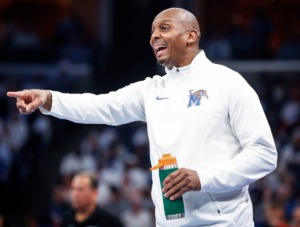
[
  {"x1": 162, "y1": 168, "x2": 201, "y2": 200},
  {"x1": 16, "y1": 98, "x2": 27, "y2": 113},
  {"x1": 25, "y1": 97, "x2": 44, "y2": 112}
]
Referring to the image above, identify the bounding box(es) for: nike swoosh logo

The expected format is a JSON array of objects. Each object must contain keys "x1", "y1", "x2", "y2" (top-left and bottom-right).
[{"x1": 156, "y1": 96, "x2": 169, "y2": 100}]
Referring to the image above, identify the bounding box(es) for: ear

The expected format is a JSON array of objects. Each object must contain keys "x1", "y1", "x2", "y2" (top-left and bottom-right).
[{"x1": 186, "y1": 29, "x2": 198, "y2": 46}]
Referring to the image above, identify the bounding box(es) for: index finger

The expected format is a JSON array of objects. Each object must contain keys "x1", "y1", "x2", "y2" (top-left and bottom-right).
[
  {"x1": 163, "y1": 169, "x2": 183, "y2": 186},
  {"x1": 7, "y1": 91, "x2": 27, "y2": 99}
]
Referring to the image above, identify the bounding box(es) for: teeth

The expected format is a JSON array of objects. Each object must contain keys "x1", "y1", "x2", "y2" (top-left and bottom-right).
[{"x1": 155, "y1": 46, "x2": 165, "y2": 51}]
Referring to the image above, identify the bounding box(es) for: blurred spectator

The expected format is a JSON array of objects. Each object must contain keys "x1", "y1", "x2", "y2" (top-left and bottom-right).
[
  {"x1": 7, "y1": 112, "x2": 29, "y2": 153},
  {"x1": 9, "y1": 24, "x2": 40, "y2": 50},
  {"x1": 0, "y1": 214, "x2": 4, "y2": 227},
  {"x1": 54, "y1": 175, "x2": 73, "y2": 207},
  {"x1": 250, "y1": 8, "x2": 273, "y2": 59},
  {"x1": 264, "y1": 187, "x2": 289, "y2": 227},
  {"x1": 60, "y1": 146, "x2": 97, "y2": 178},
  {"x1": 290, "y1": 206, "x2": 300, "y2": 227},
  {"x1": 80, "y1": 130, "x2": 102, "y2": 160},
  {"x1": 132, "y1": 125, "x2": 148, "y2": 148},
  {"x1": 44, "y1": 185, "x2": 70, "y2": 227},
  {"x1": 49, "y1": 60, "x2": 77, "y2": 93},
  {"x1": 98, "y1": 127, "x2": 119, "y2": 151},
  {"x1": 280, "y1": 85, "x2": 300, "y2": 128},
  {"x1": 100, "y1": 140, "x2": 128, "y2": 187},
  {"x1": 54, "y1": 13, "x2": 84, "y2": 46},
  {"x1": 31, "y1": 114, "x2": 52, "y2": 150},
  {"x1": 278, "y1": 128, "x2": 300, "y2": 177},
  {"x1": 62, "y1": 172, "x2": 124, "y2": 227},
  {"x1": 0, "y1": 79, "x2": 9, "y2": 119},
  {"x1": 22, "y1": 74, "x2": 47, "y2": 90},
  {"x1": 203, "y1": 32, "x2": 233, "y2": 60},
  {"x1": 124, "y1": 154, "x2": 150, "y2": 191},
  {"x1": 121, "y1": 189, "x2": 154, "y2": 227},
  {"x1": 276, "y1": 25, "x2": 300, "y2": 59},
  {"x1": 227, "y1": 13, "x2": 253, "y2": 59},
  {"x1": 0, "y1": 128, "x2": 12, "y2": 182},
  {"x1": 54, "y1": 13, "x2": 92, "y2": 63},
  {"x1": 104, "y1": 185, "x2": 129, "y2": 216},
  {"x1": 60, "y1": 34, "x2": 91, "y2": 63},
  {"x1": 131, "y1": 125, "x2": 151, "y2": 169},
  {"x1": 96, "y1": 174, "x2": 111, "y2": 206}
]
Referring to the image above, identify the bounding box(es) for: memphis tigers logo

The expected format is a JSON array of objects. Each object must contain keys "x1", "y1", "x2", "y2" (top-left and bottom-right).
[{"x1": 187, "y1": 89, "x2": 208, "y2": 107}]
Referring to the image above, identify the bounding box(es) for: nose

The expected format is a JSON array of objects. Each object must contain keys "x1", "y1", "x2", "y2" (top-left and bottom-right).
[{"x1": 150, "y1": 28, "x2": 161, "y2": 44}]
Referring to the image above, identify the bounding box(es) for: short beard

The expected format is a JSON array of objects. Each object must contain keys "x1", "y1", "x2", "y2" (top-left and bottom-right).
[{"x1": 157, "y1": 59, "x2": 167, "y2": 66}]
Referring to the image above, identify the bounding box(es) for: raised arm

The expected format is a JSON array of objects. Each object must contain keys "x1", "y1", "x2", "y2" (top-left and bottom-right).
[{"x1": 7, "y1": 78, "x2": 148, "y2": 125}]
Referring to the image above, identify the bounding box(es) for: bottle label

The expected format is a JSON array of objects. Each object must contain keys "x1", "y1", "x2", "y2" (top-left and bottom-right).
[
  {"x1": 159, "y1": 167, "x2": 185, "y2": 219},
  {"x1": 160, "y1": 164, "x2": 178, "y2": 170}
]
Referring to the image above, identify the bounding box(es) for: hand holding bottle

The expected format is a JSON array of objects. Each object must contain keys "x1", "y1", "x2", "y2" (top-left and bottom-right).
[{"x1": 162, "y1": 167, "x2": 201, "y2": 201}]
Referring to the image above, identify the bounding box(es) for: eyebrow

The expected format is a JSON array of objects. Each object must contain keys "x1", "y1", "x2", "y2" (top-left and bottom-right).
[
  {"x1": 152, "y1": 19, "x2": 173, "y2": 27},
  {"x1": 151, "y1": 19, "x2": 174, "y2": 32}
]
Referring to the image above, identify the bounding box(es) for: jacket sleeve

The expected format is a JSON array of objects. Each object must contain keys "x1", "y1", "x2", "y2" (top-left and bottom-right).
[
  {"x1": 40, "y1": 80, "x2": 147, "y2": 125},
  {"x1": 199, "y1": 73, "x2": 277, "y2": 193}
]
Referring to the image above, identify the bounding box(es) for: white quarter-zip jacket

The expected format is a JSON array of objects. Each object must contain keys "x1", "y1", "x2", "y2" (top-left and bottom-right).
[{"x1": 41, "y1": 50, "x2": 277, "y2": 226}]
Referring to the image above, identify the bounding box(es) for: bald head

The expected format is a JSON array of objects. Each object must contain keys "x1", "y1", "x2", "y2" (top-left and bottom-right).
[
  {"x1": 154, "y1": 8, "x2": 201, "y2": 43},
  {"x1": 150, "y1": 8, "x2": 201, "y2": 68}
]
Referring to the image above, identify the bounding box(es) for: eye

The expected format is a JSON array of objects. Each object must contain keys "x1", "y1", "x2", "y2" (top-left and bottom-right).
[
  {"x1": 160, "y1": 25, "x2": 170, "y2": 31},
  {"x1": 150, "y1": 24, "x2": 170, "y2": 35}
]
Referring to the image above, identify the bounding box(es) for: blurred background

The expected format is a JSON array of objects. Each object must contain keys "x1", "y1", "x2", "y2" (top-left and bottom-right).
[{"x1": 0, "y1": 0, "x2": 300, "y2": 226}]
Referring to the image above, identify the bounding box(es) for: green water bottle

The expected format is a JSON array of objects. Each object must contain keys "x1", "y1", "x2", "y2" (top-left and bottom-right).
[{"x1": 150, "y1": 153, "x2": 185, "y2": 220}]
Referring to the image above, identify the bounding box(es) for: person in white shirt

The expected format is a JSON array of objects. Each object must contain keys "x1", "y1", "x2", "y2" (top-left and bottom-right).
[{"x1": 7, "y1": 7, "x2": 277, "y2": 227}]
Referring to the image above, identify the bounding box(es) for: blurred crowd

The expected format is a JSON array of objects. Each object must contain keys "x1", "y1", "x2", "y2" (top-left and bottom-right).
[
  {"x1": 202, "y1": 8, "x2": 300, "y2": 61},
  {"x1": 0, "y1": 1, "x2": 300, "y2": 227},
  {"x1": 0, "y1": 11, "x2": 92, "y2": 64},
  {"x1": 249, "y1": 76, "x2": 300, "y2": 227},
  {"x1": 0, "y1": 2, "x2": 300, "y2": 64}
]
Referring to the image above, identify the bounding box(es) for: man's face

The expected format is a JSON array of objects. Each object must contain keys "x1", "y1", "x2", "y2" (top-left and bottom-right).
[
  {"x1": 150, "y1": 10, "x2": 189, "y2": 68},
  {"x1": 70, "y1": 176, "x2": 97, "y2": 211}
]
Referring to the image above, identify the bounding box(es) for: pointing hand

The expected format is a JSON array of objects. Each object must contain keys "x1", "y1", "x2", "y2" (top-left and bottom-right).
[{"x1": 7, "y1": 89, "x2": 52, "y2": 114}]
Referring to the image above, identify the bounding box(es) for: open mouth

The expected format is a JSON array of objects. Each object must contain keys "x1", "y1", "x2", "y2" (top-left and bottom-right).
[{"x1": 154, "y1": 45, "x2": 168, "y2": 57}]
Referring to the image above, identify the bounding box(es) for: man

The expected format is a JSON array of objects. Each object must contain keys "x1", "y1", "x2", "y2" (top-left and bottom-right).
[
  {"x1": 8, "y1": 8, "x2": 277, "y2": 226},
  {"x1": 61, "y1": 172, "x2": 124, "y2": 227}
]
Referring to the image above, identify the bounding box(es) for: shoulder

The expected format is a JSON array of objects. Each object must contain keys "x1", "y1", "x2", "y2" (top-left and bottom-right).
[
  {"x1": 94, "y1": 207, "x2": 124, "y2": 227},
  {"x1": 208, "y1": 62, "x2": 242, "y2": 81},
  {"x1": 122, "y1": 75, "x2": 164, "y2": 90},
  {"x1": 61, "y1": 209, "x2": 75, "y2": 227},
  {"x1": 208, "y1": 62, "x2": 255, "y2": 92},
  {"x1": 123, "y1": 75, "x2": 166, "y2": 95},
  {"x1": 145, "y1": 75, "x2": 166, "y2": 86}
]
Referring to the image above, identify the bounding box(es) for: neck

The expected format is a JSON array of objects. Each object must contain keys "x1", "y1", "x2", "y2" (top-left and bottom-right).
[
  {"x1": 75, "y1": 203, "x2": 96, "y2": 223},
  {"x1": 185, "y1": 48, "x2": 200, "y2": 66},
  {"x1": 168, "y1": 49, "x2": 200, "y2": 69}
]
